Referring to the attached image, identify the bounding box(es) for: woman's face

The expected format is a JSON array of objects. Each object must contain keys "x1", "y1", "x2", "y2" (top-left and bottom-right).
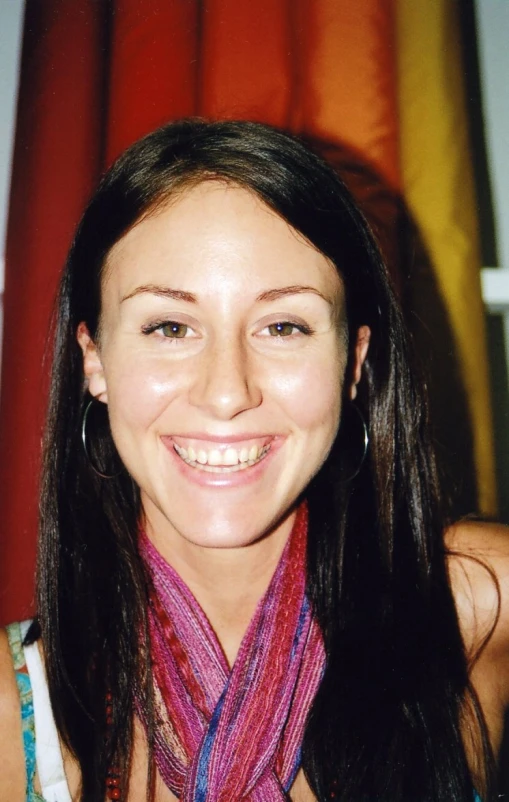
[{"x1": 79, "y1": 182, "x2": 369, "y2": 549}]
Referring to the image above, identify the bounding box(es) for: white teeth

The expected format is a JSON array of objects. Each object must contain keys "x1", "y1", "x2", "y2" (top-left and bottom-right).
[
  {"x1": 223, "y1": 448, "x2": 239, "y2": 466},
  {"x1": 207, "y1": 449, "x2": 222, "y2": 466},
  {"x1": 173, "y1": 442, "x2": 271, "y2": 471}
]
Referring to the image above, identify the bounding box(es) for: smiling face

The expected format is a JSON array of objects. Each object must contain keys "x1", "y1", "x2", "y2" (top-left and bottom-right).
[{"x1": 78, "y1": 182, "x2": 369, "y2": 552}]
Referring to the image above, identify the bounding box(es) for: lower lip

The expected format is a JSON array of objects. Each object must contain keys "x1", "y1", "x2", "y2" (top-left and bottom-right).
[{"x1": 161, "y1": 437, "x2": 281, "y2": 488}]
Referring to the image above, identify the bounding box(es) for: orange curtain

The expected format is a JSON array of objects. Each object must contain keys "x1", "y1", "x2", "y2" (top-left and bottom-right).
[{"x1": 1, "y1": 0, "x2": 488, "y2": 624}]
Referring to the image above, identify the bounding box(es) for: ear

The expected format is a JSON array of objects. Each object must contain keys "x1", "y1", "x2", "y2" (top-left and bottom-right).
[
  {"x1": 77, "y1": 322, "x2": 108, "y2": 404},
  {"x1": 348, "y1": 325, "x2": 371, "y2": 401}
]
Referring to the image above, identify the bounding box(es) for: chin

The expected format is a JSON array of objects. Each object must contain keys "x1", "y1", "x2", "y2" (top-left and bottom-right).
[
  {"x1": 170, "y1": 496, "x2": 299, "y2": 550},
  {"x1": 175, "y1": 513, "x2": 272, "y2": 549},
  {"x1": 142, "y1": 481, "x2": 301, "y2": 553}
]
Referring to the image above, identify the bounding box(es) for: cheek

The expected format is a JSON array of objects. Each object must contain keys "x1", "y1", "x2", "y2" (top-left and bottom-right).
[
  {"x1": 268, "y1": 352, "x2": 343, "y2": 433},
  {"x1": 103, "y1": 355, "x2": 184, "y2": 439}
]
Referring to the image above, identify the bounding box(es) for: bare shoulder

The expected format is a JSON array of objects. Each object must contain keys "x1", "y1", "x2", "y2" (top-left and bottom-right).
[
  {"x1": 447, "y1": 518, "x2": 509, "y2": 762},
  {"x1": 447, "y1": 519, "x2": 509, "y2": 661},
  {"x1": 0, "y1": 627, "x2": 26, "y2": 801}
]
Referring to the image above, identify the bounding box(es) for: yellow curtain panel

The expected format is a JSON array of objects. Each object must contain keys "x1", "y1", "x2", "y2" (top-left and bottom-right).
[{"x1": 397, "y1": 0, "x2": 496, "y2": 515}]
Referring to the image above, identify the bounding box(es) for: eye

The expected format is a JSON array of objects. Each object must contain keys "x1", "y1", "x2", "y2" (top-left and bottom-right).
[
  {"x1": 260, "y1": 321, "x2": 313, "y2": 337},
  {"x1": 268, "y1": 322, "x2": 296, "y2": 337},
  {"x1": 141, "y1": 319, "x2": 195, "y2": 339},
  {"x1": 160, "y1": 322, "x2": 189, "y2": 338}
]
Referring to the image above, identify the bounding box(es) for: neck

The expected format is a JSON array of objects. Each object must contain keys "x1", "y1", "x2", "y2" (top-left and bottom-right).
[{"x1": 143, "y1": 506, "x2": 297, "y2": 665}]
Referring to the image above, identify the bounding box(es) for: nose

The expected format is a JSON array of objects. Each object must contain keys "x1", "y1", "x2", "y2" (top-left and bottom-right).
[{"x1": 189, "y1": 335, "x2": 262, "y2": 420}]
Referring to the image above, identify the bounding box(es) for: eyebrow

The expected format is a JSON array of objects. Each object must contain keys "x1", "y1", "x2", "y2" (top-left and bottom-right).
[
  {"x1": 256, "y1": 285, "x2": 333, "y2": 304},
  {"x1": 121, "y1": 283, "x2": 333, "y2": 305},
  {"x1": 121, "y1": 285, "x2": 197, "y2": 303}
]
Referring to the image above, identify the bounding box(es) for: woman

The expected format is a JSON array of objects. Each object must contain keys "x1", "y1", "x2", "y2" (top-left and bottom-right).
[{"x1": 0, "y1": 119, "x2": 508, "y2": 802}]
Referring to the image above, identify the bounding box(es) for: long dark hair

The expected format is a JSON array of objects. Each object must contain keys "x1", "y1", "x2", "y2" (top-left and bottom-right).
[{"x1": 36, "y1": 119, "x2": 490, "y2": 800}]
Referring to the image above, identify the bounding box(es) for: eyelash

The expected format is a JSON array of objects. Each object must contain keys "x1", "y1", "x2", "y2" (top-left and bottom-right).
[
  {"x1": 261, "y1": 322, "x2": 314, "y2": 337},
  {"x1": 140, "y1": 320, "x2": 314, "y2": 339},
  {"x1": 141, "y1": 320, "x2": 192, "y2": 339}
]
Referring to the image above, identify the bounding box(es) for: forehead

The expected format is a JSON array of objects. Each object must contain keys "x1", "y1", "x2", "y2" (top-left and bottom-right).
[{"x1": 103, "y1": 182, "x2": 343, "y2": 303}]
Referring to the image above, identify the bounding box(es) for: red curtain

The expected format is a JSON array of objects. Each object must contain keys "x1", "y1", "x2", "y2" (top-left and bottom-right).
[
  {"x1": 0, "y1": 0, "x2": 411, "y2": 624},
  {"x1": 0, "y1": 2, "x2": 107, "y2": 623}
]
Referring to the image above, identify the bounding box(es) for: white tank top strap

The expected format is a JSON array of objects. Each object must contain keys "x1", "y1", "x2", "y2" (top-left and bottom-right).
[{"x1": 20, "y1": 621, "x2": 72, "y2": 802}]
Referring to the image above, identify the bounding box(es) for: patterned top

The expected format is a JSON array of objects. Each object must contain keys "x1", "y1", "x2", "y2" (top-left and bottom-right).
[{"x1": 6, "y1": 622, "x2": 46, "y2": 802}]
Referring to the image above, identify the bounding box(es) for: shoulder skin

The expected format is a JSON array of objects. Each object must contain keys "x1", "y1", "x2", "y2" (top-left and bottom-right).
[
  {"x1": 448, "y1": 519, "x2": 509, "y2": 759},
  {"x1": 0, "y1": 627, "x2": 26, "y2": 801}
]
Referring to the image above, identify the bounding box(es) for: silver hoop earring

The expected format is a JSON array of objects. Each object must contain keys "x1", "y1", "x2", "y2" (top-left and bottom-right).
[
  {"x1": 81, "y1": 398, "x2": 122, "y2": 479},
  {"x1": 339, "y1": 403, "x2": 369, "y2": 483}
]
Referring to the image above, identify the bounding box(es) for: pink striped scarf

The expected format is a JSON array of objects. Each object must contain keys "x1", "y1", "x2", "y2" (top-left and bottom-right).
[{"x1": 137, "y1": 504, "x2": 325, "y2": 801}]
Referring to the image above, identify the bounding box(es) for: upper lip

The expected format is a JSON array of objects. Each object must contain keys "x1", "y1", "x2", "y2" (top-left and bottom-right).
[{"x1": 165, "y1": 433, "x2": 277, "y2": 445}]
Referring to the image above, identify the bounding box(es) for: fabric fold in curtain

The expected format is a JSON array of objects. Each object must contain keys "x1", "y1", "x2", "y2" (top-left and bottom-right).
[
  {"x1": 0, "y1": 0, "x2": 494, "y2": 624},
  {"x1": 300, "y1": 0, "x2": 400, "y2": 193},
  {"x1": 0, "y1": 0, "x2": 108, "y2": 624},
  {"x1": 106, "y1": 1, "x2": 200, "y2": 163},
  {"x1": 200, "y1": 0, "x2": 295, "y2": 126},
  {"x1": 296, "y1": 0, "x2": 403, "y2": 286},
  {"x1": 397, "y1": 0, "x2": 496, "y2": 515}
]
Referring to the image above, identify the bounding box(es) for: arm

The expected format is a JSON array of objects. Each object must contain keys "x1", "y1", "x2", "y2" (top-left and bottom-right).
[
  {"x1": 0, "y1": 627, "x2": 27, "y2": 801},
  {"x1": 448, "y1": 520, "x2": 509, "y2": 760}
]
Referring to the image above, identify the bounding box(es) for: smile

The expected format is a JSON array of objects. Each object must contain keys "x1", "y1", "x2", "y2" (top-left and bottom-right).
[{"x1": 173, "y1": 442, "x2": 271, "y2": 473}]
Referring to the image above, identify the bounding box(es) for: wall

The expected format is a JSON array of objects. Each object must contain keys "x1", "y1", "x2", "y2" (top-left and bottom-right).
[
  {"x1": 0, "y1": 0, "x2": 24, "y2": 360},
  {"x1": 475, "y1": 0, "x2": 509, "y2": 521}
]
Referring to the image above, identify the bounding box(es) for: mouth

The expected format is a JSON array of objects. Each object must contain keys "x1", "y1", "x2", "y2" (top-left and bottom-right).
[{"x1": 172, "y1": 439, "x2": 272, "y2": 473}]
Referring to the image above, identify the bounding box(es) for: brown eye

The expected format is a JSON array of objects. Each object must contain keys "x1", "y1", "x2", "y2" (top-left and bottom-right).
[
  {"x1": 268, "y1": 322, "x2": 296, "y2": 337},
  {"x1": 161, "y1": 322, "x2": 188, "y2": 338}
]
